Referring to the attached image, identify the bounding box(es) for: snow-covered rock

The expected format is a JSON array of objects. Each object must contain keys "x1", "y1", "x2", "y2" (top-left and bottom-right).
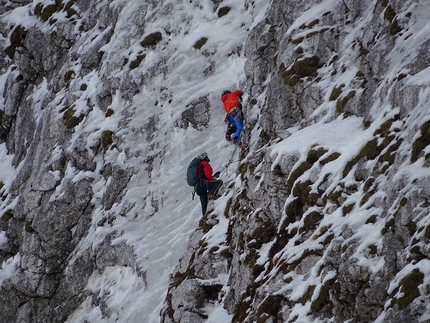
[{"x1": 1, "y1": 0, "x2": 430, "y2": 322}]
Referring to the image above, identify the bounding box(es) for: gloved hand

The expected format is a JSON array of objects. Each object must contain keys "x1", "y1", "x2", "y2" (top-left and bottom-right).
[{"x1": 214, "y1": 171, "x2": 220, "y2": 178}]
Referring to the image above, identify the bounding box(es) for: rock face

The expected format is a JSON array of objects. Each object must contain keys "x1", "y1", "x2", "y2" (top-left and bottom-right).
[
  {"x1": 0, "y1": 0, "x2": 430, "y2": 323},
  {"x1": 0, "y1": 1, "x2": 147, "y2": 321},
  {"x1": 161, "y1": 1, "x2": 430, "y2": 323}
]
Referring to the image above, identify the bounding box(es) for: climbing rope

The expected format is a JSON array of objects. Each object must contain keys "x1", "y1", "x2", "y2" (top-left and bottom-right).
[{"x1": 217, "y1": 136, "x2": 242, "y2": 178}]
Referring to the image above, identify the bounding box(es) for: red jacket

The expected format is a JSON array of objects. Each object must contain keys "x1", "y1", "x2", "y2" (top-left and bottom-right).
[
  {"x1": 199, "y1": 160, "x2": 215, "y2": 181},
  {"x1": 221, "y1": 90, "x2": 243, "y2": 114}
]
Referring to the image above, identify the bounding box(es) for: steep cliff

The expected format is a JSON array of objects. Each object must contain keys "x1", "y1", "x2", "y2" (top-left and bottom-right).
[
  {"x1": 161, "y1": 1, "x2": 430, "y2": 323},
  {"x1": 0, "y1": 0, "x2": 430, "y2": 322},
  {"x1": 0, "y1": 0, "x2": 266, "y2": 322}
]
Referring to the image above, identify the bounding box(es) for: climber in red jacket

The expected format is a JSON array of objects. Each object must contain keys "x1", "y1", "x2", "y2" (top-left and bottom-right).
[
  {"x1": 221, "y1": 89, "x2": 243, "y2": 114},
  {"x1": 194, "y1": 152, "x2": 223, "y2": 215},
  {"x1": 221, "y1": 90, "x2": 243, "y2": 146}
]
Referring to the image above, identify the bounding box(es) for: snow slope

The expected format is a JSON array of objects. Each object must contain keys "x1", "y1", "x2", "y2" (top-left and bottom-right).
[
  {"x1": 1, "y1": 0, "x2": 430, "y2": 322},
  {"x1": 0, "y1": 0, "x2": 270, "y2": 322}
]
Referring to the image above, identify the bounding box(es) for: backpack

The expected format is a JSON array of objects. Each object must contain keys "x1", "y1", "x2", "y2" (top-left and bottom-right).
[{"x1": 186, "y1": 157, "x2": 201, "y2": 186}]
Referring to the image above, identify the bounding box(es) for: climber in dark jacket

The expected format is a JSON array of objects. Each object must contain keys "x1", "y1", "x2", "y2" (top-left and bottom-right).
[{"x1": 194, "y1": 152, "x2": 223, "y2": 215}]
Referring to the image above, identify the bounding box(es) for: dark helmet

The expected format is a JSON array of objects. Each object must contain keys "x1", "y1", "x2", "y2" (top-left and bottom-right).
[{"x1": 221, "y1": 90, "x2": 231, "y2": 97}]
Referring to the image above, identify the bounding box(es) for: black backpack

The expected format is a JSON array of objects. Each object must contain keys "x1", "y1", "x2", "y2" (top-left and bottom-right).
[{"x1": 186, "y1": 157, "x2": 201, "y2": 186}]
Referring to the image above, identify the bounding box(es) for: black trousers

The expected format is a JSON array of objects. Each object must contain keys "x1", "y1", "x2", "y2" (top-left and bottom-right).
[{"x1": 195, "y1": 180, "x2": 223, "y2": 215}]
